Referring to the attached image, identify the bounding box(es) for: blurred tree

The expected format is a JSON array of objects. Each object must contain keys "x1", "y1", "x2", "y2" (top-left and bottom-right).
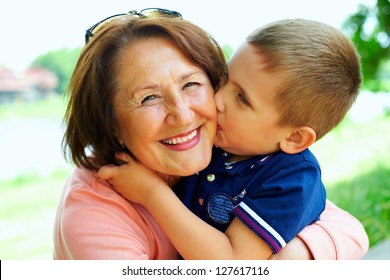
[
  {"x1": 222, "y1": 44, "x2": 234, "y2": 61},
  {"x1": 343, "y1": 0, "x2": 390, "y2": 92},
  {"x1": 31, "y1": 48, "x2": 81, "y2": 94}
]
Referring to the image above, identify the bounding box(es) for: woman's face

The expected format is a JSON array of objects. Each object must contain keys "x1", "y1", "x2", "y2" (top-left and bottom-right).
[{"x1": 114, "y1": 37, "x2": 216, "y2": 176}]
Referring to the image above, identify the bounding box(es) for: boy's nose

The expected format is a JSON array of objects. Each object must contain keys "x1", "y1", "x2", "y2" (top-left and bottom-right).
[{"x1": 214, "y1": 89, "x2": 225, "y2": 112}]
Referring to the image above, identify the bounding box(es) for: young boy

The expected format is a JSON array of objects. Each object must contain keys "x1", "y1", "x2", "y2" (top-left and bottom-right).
[{"x1": 99, "y1": 18, "x2": 361, "y2": 259}]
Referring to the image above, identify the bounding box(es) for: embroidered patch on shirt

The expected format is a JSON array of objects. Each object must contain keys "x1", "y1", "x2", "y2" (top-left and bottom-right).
[{"x1": 207, "y1": 193, "x2": 234, "y2": 224}]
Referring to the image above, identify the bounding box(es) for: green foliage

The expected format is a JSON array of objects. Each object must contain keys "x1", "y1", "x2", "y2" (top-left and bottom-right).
[
  {"x1": 222, "y1": 44, "x2": 234, "y2": 61},
  {"x1": 343, "y1": 0, "x2": 390, "y2": 92},
  {"x1": 31, "y1": 48, "x2": 81, "y2": 94}
]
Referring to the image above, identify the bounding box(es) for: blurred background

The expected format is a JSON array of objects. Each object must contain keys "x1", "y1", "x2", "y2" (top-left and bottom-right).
[{"x1": 0, "y1": 0, "x2": 389, "y2": 259}]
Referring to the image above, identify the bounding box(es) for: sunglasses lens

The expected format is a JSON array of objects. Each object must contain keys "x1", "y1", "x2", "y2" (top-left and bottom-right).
[{"x1": 140, "y1": 8, "x2": 182, "y2": 19}]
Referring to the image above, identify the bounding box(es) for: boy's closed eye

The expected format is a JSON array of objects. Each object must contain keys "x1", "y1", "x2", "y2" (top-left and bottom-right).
[{"x1": 238, "y1": 92, "x2": 251, "y2": 107}]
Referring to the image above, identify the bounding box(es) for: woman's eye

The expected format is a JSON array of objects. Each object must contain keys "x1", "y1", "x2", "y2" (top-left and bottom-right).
[
  {"x1": 141, "y1": 95, "x2": 158, "y2": 105},
  {"x1": 238, "y1": 93, "x2": 250, "y2": 107},
  {"x1": 183, "y1": 82, "x2": 199, "y2": 89}
]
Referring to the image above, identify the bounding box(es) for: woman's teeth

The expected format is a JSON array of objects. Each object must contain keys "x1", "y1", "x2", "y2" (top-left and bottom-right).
[{"x1": 162, "y1": 130, "x2": 197, "y2": 145}]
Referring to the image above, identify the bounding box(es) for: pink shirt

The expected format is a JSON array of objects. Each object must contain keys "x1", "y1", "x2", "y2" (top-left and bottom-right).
[
  {"x1": 298, "y1": 200, "x2": 369, "y2": 259},
  {"x1": 53, "y1": 167, "x2": 178, "y2": 259},
  {"x1": 53, "y1": 167, "x2": 368, "y2": 260}
]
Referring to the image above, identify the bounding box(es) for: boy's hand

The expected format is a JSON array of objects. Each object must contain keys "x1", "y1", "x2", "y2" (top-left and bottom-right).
[{"x1": 98, "y1": 153, "x2": 177, "y2": 204}]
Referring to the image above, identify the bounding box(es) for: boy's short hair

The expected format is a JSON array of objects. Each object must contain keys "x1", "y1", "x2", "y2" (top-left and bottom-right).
[{"x1": 247, "y1": 18, "x2": 362, "y2": 140}]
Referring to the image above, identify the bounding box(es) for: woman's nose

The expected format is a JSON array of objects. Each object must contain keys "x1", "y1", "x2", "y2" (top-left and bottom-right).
[{"x1": 166, "y1": 96, "x2": 195, "y2": 126}]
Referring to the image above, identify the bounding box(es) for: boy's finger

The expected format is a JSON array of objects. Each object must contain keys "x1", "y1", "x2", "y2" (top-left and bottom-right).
[
  {"x1": 115, "y1": 152, "x2": 134, "y2": 163},
  {"x1": 98, "y1": 165, "x2": 117, "y2": 180}
]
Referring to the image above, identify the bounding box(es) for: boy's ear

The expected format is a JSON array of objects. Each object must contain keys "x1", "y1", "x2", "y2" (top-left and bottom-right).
[{"x1": 280, "y1": 126, "x2": 316, "y2": 154}]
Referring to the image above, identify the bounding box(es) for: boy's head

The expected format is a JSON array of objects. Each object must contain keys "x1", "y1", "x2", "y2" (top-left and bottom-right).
[
  {"x1": 247, "y1": 18, "x2": 362, "y2": 141},
  {"x1": 214, "y1": 18, "x2": 361, "y2": 158}
]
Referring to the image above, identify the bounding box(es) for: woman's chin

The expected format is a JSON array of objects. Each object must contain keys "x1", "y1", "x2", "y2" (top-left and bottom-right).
[{"x1": 173, "y1": 153, "x2": 212, "y2": 176}]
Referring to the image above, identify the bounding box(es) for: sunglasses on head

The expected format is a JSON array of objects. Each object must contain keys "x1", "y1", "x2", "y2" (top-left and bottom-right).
[{"x1": 85, "y1": 8, "x2": 183, "y2": 44}]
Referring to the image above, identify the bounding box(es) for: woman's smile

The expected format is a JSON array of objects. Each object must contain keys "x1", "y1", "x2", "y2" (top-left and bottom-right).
[{"x1": 161, "y1": 128, "x2": 201, "y2": 151}]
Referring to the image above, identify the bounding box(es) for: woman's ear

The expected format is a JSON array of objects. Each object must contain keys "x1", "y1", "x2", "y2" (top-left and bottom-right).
[{"x1": 279, "y1": 126, "x2": 316, "y2": 154}]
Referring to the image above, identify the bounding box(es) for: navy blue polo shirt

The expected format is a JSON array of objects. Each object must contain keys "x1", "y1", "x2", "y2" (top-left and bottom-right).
[{"x1": 175, "y1": 147, "x2": 326, "y2": 253}]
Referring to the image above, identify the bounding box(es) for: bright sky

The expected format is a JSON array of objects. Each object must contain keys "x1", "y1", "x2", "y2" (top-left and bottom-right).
[{"x1": 0, "y1": 0, "x2": 375, "y2": 70}]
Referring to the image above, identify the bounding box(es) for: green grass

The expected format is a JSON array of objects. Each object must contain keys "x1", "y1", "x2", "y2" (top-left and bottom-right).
[
  {"x1": 311, "y1": 116, "x2": 390, "y2": 184},
  {"x1": 0, "y1": 97, "x2": 389, "y2": 258},
  {"x1": 0, "y1": 169, "x2": 71, "y2": 259},
  {"x1": 311, "y1": 115, "x2": 390, "y2": 248},
  {"x1": 327, "y1": 165, "x2": 390, "y2": 248},
  {"x1": 0, "y1": 95, "x2": 67, "y2": 120}
]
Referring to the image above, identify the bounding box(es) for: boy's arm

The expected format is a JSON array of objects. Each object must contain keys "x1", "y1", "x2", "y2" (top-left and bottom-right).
[
  {"x1": 99, "y1": 162, "x2": 273, "y2": 260},
  {"x1": 269, "y1": 236, "x2": 313, "y2": 260},
  {"x1": 145, "y1": 186, "x2": 273, "y2": 259}
]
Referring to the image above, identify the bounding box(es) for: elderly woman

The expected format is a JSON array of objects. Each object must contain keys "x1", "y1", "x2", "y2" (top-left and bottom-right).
[{"x1": 54, "y1": 9, "x2": 368, "y2": 259}]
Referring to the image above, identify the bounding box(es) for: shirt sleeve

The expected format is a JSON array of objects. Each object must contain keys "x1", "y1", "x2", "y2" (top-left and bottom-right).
[
  {"x1": 233, "y1": 160, "x2": 326, "y2": 253},
  {"x1": 297, "y1": 200, "x2": 369, "y2": 259},
  {"x1": 53, "y1": 168, "x2": 177, "y2": 260}
]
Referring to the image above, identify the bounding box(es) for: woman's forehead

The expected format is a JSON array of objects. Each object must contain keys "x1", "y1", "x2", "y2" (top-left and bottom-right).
[{"x1": 119, "y1": 37, "x2": 200, "y2": 73}]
